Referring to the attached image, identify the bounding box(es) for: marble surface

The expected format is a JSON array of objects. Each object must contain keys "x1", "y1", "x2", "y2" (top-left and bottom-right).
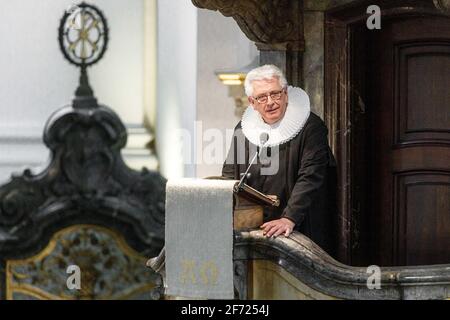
[
  {"x1": 303, "y1": 11, "x2": 325, "y2": 118},
  {"x1": 234, "y1": 230, "x2": 450, "y2": 300}
]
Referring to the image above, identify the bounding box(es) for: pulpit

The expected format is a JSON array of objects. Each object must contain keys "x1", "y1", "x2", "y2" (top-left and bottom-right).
[
  {"x1": 148, "y1": 178, "x2": 450, "y2": 300},
  {"x1": 233, "y1": 181, "x2": 279, "y2": 231},
  {"x1": 147, "y1": 179, "x2": 278, "y2": 299}
]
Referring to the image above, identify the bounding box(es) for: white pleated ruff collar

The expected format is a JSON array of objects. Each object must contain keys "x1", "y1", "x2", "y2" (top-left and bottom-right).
[{"x1": 241, "y1": 86, "x2": 311, "y2": 147}]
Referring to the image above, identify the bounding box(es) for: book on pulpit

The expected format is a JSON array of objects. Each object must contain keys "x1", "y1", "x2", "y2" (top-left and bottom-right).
[{"x1": 204, "y1": 176, "x2": 279, "y2": 230}]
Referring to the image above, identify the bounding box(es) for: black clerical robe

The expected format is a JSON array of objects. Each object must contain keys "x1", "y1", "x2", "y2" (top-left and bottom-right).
[{"x1": 222, "y1": 112, "x2": 337, "y2": 255}]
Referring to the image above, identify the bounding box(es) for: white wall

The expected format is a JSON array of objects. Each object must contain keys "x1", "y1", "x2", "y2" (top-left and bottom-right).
[
  {"x1": 0, "y1": 0, "x2": 258, "y2": 183},
  {"x1": 155, "y1": 5, "x2": 257, "y2": 180},
  {"x1": 156, "y1": 1, "x2": 198, "y2": 179},
  {"x1": 89, "y1": 0, "x2": 145, "y2": 125},
  {"x1": 196, "y1": 9, "x2": 257, "y2": 178},
  {"x1": 0, "y1": 0, "x2": 151, "y2": 184}
]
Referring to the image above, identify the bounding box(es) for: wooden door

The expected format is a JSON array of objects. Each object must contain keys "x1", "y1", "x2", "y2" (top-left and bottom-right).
[{"x1": 369, "y1": 16, "x2": 450, "y2": 266}]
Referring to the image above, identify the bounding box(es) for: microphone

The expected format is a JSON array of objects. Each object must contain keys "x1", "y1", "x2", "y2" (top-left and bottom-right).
[
  {"x1": 259, "y1": 132, "x2": 269, "y2": 147},
  {"x1": 234, "y1": 132, "x2": 270, "y2": 192}
]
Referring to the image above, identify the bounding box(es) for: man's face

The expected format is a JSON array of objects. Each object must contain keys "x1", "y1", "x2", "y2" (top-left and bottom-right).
[{"x1": 248, "y1": 77, "x2": 288, "y2": 124}]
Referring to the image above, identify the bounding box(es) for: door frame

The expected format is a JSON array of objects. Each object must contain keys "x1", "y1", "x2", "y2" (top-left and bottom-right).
[{"x1": 324, "y1": 0, "x2": 448, "y2": 265}]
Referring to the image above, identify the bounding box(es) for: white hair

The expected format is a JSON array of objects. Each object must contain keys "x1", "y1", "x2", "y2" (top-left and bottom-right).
[{"x1": 244, "y1": 64, "x2": 288, "y2": 97}]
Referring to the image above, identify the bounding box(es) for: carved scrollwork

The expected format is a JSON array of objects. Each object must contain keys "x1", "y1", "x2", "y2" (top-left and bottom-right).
[
  {"x1": 192, "y1": 0, "x2": 304, "y2": 51},
  {"x1": 0, "y1": 182, "x2": 42, "y2": 227},
  {"x1": 0, "y1": 102, "x2": 166, "y2": 258},
  {"x1": 44, "y1": 105, "x2": 125, "y2": 194},
  {"x1": 434, "y1": 0, "x2": 450, "y2": 13}
]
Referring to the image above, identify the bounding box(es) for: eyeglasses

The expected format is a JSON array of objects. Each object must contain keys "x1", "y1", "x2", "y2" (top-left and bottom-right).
[{"x1": 252, "y1": 89, "x2": 285, "y2": 104}]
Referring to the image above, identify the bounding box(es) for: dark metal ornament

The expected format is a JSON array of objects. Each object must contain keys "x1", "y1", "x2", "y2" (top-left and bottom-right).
[
  {"x1": 58, "y1": 2, "x2": 108, "y2": 67},
  {"x1": 58, "y1": 2, "x2": 109, "y2": 105}
]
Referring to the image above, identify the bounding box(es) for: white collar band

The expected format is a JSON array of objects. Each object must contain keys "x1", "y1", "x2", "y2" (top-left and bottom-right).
[{"x1": 241, "y1": 86, "x2": 311, "y2": 147}]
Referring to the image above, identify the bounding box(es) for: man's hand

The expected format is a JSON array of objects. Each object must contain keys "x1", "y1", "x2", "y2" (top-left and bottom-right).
[{"x1": 261, "y1": 218, "x2": 295, "y2": 238}]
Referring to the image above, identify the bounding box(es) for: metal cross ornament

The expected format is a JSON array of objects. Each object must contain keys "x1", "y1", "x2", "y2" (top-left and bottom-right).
[{"x1": 58, "y1": 2, "x2": 109, "y2": 104}]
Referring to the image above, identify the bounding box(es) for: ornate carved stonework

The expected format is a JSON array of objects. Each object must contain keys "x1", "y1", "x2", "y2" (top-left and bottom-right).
[
  {"x1": 0, "y1": 102, "x2": 166, "y2": 258},
  {"x1": 0, "y1": 2, "x2": 166, "y2": 300},
  {"x1": 192, "y1": 0, "x2": 305, "y2": 51},
  {"x1": 7, "y1": 225, "x2": 160, "y2": 300},
  {"x1": 434, "y1": 0, "x2": 450, "y2": 13},
  {"x1": 0, "y1": 2, "x2": 166, "y2": 259}
]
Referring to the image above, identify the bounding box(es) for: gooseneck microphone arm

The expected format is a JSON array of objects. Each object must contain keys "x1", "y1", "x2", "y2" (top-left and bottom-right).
[
  {"x1": 234, "y1": 132, "x2": 270, "y2": 192},
  {"x1": 235, "y1": 151, "x2": 258, "y2": 191}
]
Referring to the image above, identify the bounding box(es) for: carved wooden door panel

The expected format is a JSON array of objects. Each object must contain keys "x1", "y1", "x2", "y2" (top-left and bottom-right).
[{"x1": 369, "y1": 16, "x2": 450, "y2": 266}]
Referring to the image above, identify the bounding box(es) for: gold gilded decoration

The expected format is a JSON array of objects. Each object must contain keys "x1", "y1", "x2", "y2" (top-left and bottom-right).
[
  {"x1": 6, "y1": 225, "x2": 158, "y2": 300},
  {"x1": 179, "y1": 259, "x2": 219, "y2": 286},
  {"x1": 59, "y1": 3, "x2": 108, "y2": 66},
  {"x1": 180, "y1": 260, "x2": 197, "y2": 285},
  {"x1": 199, "y1": 261, "x2": 219, "y2": 285}
]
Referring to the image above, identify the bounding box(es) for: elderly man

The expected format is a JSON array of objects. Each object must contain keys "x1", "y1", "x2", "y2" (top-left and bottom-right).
[{"x1": 222, "y1": 64, "x2": 336, "y2": 255}]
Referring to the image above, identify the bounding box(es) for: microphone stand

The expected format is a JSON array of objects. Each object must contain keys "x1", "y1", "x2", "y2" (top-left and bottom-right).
[
  {"x1": 235, "y1": 152, "x2": 258, "y2": 192},
  {"x1": 234, "y1": 140, "x2": 267, "y2": 193}
]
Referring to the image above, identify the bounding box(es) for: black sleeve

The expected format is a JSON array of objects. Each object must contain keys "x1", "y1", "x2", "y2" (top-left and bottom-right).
[
  {"x1": 222, "y1": 144, "x2": 236, "y2": 180},
  {"x1": 221, "y1": 123, "x2": 241, "y2": 180},
  {"x1": 281, "y1": 121, "x2": 330, "y2": 226}
]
